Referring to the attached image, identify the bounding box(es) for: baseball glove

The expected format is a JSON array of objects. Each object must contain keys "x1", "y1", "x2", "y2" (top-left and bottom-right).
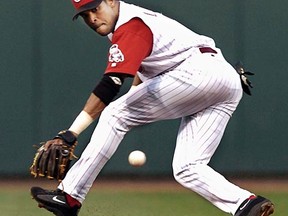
[
  {"x1": 234, "y1": 61, "x2": 254, "y2": 95},
  {"x1": 30, "y1": 130, "x2": 78, "y2": 181}
]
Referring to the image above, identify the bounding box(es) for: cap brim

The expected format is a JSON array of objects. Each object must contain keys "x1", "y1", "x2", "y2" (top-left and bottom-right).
[{"x1": 73, "y1": 0, "x2": 103, "y2": 20}]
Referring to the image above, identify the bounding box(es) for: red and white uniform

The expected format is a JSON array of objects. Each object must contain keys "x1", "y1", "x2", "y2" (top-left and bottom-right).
[
  {"x1": 105, "y1": 2, "x2": 215, "y2": 80},
  {"x1": 59, "y1": 2, "x2": 252, "y2": 215}
]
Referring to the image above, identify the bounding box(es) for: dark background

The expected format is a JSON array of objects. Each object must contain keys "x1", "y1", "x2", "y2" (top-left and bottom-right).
[{"x1": 1, "y1": 0, "x2": 287, "y2": 178}]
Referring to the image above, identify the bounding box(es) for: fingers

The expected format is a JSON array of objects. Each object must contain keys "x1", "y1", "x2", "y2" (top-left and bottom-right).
[{"x1": 43, "y1": 139, "x2": 64, "y2": 151}]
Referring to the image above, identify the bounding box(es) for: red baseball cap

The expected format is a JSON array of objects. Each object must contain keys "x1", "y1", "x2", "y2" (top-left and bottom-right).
[{"x1": 72, "y1": 0, "x2": 103, "y2": 20}]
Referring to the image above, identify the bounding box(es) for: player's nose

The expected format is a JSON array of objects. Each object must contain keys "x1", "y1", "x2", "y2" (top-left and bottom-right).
[{"x1": 87, "y1": 12, "x2": 97, "y2": 24}]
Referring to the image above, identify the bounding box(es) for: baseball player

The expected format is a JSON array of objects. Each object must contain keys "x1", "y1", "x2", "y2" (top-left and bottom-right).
[{"x1": 31, "y1": 0, "x2": 274, "y2": 216}]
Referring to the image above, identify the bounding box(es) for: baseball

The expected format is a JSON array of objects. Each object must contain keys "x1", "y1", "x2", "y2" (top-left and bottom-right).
[{"x1": 128, "y1": 150, "x2": 146, "y2": 167}]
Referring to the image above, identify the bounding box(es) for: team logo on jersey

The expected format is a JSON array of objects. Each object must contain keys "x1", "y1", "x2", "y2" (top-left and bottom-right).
[
  {"x1": 74, "y1": 0, "x2": 81, "y2": 3},
  {"x1": 108, "y1": 44, "x2": 124, "y2": 67}
]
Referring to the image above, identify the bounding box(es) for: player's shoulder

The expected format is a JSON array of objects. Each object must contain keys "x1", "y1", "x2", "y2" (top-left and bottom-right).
[{"x1": 118, "y1": 17, "x2": 150, "y2": 33}]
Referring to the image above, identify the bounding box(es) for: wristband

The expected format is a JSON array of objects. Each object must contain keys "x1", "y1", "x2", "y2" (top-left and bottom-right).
[{"x1": 69, "y1": 111, "x2": 94, "y2": 135}]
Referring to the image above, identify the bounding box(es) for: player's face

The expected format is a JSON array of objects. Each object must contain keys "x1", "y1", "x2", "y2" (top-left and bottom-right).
[{"x1": 80, "y1": 0, "x2": 119, "y2": 36}]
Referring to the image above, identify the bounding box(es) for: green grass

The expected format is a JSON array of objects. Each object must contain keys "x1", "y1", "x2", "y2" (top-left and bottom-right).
[
  {"x1": 0, "y1": 180, "x2": 287, "y2": 216},
  {"x1": 82, "y1": 190, "x2": 225, "y2": 216}
]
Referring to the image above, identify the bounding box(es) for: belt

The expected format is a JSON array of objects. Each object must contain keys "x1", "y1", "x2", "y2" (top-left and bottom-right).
[{"x1": 199, "y1": 47, "x2": 217, "y2": 54}]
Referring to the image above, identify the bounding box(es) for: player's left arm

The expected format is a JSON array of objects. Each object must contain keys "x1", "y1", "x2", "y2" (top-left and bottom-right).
[
  {"x1": 30, "y1": 18, "x2": 153, "y2": 179},
  {"x1": 83, "y1": 93, "x2": 106, "y2": 120},
  {"x1": 69, "y1": 73, "x2": 126, "y2": 136},
  {"x1": 69, "y1": 18, "x2": 153, "y2": 136}
]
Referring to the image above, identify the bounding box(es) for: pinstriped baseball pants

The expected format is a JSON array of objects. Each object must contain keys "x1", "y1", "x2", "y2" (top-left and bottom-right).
[{"x1": 59, "y1": 52, "x2": 252, "y2": 215}]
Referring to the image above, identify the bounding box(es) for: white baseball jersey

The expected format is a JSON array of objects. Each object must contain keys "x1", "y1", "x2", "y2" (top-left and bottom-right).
[
  {"x1": 108, "y1": 1, "x2": 216, "y2": 80},
  {"x1": 59, "y1": 1, "x2": 253, "y2": 215}
]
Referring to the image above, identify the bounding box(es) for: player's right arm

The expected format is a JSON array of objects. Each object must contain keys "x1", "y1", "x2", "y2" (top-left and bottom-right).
[
  {"x1": 132, "y1": 73, "x2": 142, "y2": 87},
  {"x1": 128, "y1": 73, "x2": 143, "y2": 92}
]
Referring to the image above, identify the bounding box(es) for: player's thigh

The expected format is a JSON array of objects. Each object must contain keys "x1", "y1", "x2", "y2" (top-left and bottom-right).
[
  {"x1": 172, "y1": 107, "x2": 231, "y2": 172},
  {"x1": 103, "y1": 58, "x2": 241, "y2": 127},
  {"x1": 103, "y1": 74, "x2": 195, "y2": 125}
]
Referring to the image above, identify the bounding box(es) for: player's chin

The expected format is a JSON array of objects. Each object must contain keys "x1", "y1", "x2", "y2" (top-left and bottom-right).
[{"x1": 94, "y1": 26, "x2": 112, "y2": 36}]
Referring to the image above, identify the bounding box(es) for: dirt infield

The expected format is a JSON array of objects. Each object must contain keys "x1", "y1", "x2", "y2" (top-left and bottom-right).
[
  {"x1": 95, "y1": 178, "x2": 288, "y2": 193},
  {"x1": 1, "y1": 177, "x2": 288, "y2": 193}
]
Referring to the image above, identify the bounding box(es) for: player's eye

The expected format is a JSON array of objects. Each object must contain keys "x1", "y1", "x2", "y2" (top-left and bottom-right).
[{"x1": 91, "y1": 8, "x2": 98, "y2": 13}]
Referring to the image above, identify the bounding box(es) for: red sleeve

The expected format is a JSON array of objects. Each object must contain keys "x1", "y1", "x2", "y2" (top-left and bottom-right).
[{"x1": 104, "y1": 18, "x2": 153, "y2": 76}]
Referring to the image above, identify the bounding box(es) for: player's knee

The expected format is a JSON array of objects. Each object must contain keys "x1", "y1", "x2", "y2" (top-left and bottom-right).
[{"x1": 173, "y1": 163, "x2": 200, "y2": 187}]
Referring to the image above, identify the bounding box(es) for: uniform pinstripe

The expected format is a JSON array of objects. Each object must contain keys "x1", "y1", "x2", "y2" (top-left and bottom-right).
[
  {"x1": 60, "y1": 52, "x2": 251, "y2": 214},
  {"x1": 59, "y1": 2, "x2": 253, "y2": 215}
]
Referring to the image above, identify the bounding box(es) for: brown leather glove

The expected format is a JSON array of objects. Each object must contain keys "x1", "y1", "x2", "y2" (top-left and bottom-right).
[{"x1": 30, "y1": 130, "x2": 77, "y2": 181}]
